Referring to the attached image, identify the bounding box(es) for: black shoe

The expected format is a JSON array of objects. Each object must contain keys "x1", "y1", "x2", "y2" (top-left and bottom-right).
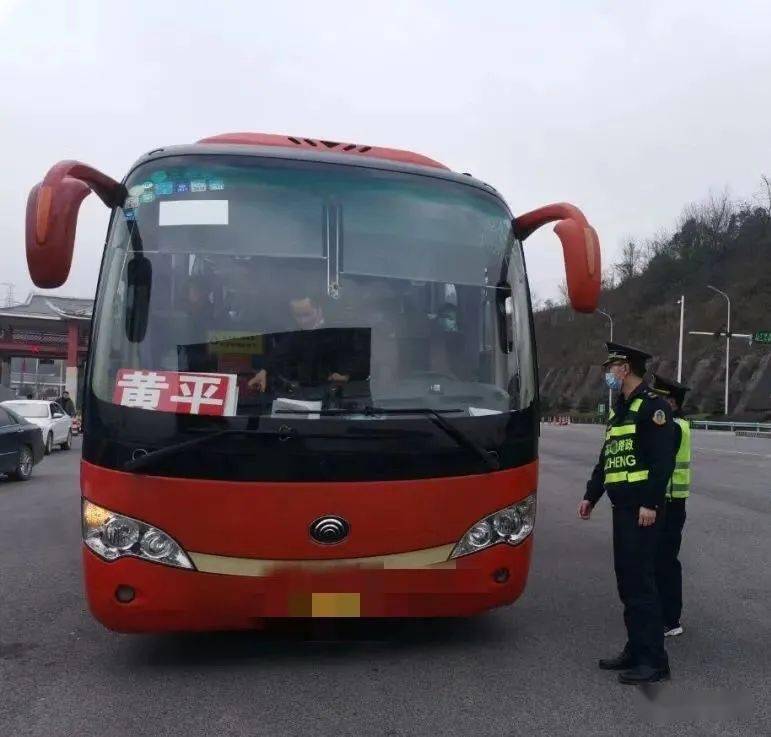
[
  {"x1": 618, "y1": 664, "x2": 671, "y2": 685},
  {"x1": 598, "y1": 650, "x2": 636, "y2": 671}
]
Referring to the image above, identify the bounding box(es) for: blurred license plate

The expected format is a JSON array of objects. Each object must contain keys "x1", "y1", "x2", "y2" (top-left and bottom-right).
[{"x1": 311, "y1": 593, "x2": 360, "y2": 618}]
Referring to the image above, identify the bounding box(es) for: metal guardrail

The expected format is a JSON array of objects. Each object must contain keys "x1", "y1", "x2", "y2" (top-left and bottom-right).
[
  {"x1": 542, "y1": 417, "x2": 771, "y2": 434},
  {"x1": 690, "y1": 420, "x2": 771, "y2": 433}
]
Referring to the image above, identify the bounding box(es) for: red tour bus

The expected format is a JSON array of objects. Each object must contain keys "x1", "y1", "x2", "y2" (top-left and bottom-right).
[{"x1": 26, "y1": 133, "x2": 600, "y2": 631}]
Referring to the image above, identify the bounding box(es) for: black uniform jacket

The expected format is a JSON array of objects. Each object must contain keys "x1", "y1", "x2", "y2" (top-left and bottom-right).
[
  {"x1": 266, "y1": 327, "x2": 370, "y2": 387},
  {"x1": 584, "y1": 382, "x2": 676, "y2": 509}
]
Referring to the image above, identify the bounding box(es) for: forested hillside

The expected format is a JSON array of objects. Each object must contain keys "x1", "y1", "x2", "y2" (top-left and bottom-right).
[{"x1": 533, "y1": 180, "x2": 771, "y2": 420}]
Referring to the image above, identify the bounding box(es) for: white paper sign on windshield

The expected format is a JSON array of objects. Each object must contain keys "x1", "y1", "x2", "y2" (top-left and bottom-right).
[
  {"x1": 272, "y1": 397, "x2": 321, "y2": 420},
  {"x1": 159, "y1": 200, "x2": 229, "y2": 226},
  {"x1": 468, "y1": 407, "x2": 502, "y2": 417}
]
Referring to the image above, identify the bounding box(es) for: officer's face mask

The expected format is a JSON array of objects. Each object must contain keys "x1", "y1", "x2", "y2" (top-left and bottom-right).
[
  {"x1": 604, "y1": 362, "x2": 626, "y2": 391},
  {"x1": 604, "y1": 372, "x2": 623, "y2": 391}
]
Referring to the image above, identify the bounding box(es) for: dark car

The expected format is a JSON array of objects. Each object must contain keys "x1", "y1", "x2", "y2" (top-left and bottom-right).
[{"x1": 0, "y1": 405, "x2": 45, "y2": 481}]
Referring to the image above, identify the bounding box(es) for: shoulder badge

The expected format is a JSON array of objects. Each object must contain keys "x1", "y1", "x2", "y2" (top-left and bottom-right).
[{"x1": 653, "y1": 409, "x2": 667, "y2": 426}]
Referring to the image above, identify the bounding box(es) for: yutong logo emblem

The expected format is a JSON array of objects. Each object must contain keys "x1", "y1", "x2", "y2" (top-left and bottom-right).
[{"x1": 309, "y1": 516, "x2": 350, "y2": 544}]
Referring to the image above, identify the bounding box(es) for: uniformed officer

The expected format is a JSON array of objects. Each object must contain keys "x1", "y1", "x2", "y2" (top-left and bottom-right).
[
  {"x1": 651, "y1": 374, "x2": 692, "y2": 638},
  {"x1": 578, "y1": 342, "x2": 676, "y2": 684}
]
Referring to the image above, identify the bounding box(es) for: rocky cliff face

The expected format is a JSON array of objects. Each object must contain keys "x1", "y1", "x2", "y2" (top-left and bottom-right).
[{"x1": 538, "y1": 351, "x2": 771, "y2": 420}]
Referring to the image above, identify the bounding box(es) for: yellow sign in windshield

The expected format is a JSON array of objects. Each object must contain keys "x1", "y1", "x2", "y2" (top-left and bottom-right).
[{"x1": 207, "y1": 331, "x2": 265, "y2": 355}]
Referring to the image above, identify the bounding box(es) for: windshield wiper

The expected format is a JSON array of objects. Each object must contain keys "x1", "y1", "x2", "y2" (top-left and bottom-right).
[
  {"x1": 123, "y1": 423, "x2": 435, "y2": 473},
  {"x1": 124, "y1": 429, "x2": 264, "y2": 472},
  {"x1": 275, "y1": 406, "x2": 500, "y2": 472},
  {"x1": 398, "y1": 408, "x2": 500, "y2": 472}
]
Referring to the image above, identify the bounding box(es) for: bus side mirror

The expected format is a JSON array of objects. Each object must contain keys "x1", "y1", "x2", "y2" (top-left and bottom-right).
[
  {"x1": 513, "y1": 203, "x2": 601, "y2": 313},
  {"x1": 495, "y1": 282, "x2": 514, "y2": 354},
  {"x1": 125, "y1": 255, "x2": 152, "y2": 343},
  {"x1": 25, "y1": 161, "x2": 124, "y2": 289}
]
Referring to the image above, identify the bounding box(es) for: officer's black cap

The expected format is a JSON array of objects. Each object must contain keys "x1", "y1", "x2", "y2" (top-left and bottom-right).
[
  {"x1": 602, "y1": 342, "x2": 652, "y2": 367},
  {"x1": 652, "y1": 373, "x2": 690, "y2": 406}
]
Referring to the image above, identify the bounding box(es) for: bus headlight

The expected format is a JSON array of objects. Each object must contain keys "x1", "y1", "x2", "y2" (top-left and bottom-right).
[
  {"x1": 82, "y1": 500, "x2": 194, "y2": 570},
  {"x1": 450, "y1": 494, "x2": 536, "y2": 559},
  {"x1": 104, "y1": 518, "x2": 140, "y2": 551}
]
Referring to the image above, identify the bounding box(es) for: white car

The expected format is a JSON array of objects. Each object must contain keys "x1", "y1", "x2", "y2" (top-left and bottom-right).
[{"x1": 1, "y1": 400, "x2": 73, "y2": 454}]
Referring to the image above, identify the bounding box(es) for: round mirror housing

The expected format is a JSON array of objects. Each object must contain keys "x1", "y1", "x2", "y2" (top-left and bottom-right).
[
  {"x1": 513, "y1": 202, "x2": 601, "y2": 313},
  {"x1": 25, "y1": 161, "x2": 124, "y2": 289}
]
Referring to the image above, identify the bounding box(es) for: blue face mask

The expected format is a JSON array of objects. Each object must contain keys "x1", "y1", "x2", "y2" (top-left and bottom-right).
[
  {"x1": 605, "y1": 372, "x2": 623, "y2": 391},
  {"x1": 439, "y1": 316, "x2": 458, "y2": 333}
]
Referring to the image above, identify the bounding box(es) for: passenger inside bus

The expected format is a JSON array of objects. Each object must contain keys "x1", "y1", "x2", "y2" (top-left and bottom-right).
[{"x1": 428, "y1": 302, "x2": 466, "y2": 379}]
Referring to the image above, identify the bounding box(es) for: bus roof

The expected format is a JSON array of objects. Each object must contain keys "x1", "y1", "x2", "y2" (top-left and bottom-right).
[{"x1": 197, "y1": 132, "x2": 450, "y2": 171}]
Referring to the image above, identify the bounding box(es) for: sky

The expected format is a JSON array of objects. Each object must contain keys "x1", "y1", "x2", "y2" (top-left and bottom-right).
[{"x1": 1, "y1": 0, "x2": 770, "y2": 306}]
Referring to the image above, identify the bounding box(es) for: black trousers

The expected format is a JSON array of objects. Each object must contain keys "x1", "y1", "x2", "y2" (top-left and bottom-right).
[
  {"x1": 655, "y1": 499, "x2": 686, "y2": 628},
  {"x1": 612, "y1": 506, "x2": 668, "y2": 669}
]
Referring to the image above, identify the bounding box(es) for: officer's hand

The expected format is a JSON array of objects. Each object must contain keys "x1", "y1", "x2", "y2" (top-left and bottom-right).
[
  {"x1": 638, "y1": 506, "x2": 657, "y2": 527},
  {"x1": 578, "y1": 500, "x2": 593, "y2": 520},
  {"x1": 248, "y1": 370, "x2": 267, "y2": 393}
]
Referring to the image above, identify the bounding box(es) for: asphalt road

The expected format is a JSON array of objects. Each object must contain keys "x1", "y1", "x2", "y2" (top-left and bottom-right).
[{"x1": 1, "y1": 427, "x2": 769, "y2": 737}]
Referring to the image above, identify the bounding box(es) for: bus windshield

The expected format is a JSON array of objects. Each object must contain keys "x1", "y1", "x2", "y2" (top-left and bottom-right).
[{"x1": 91, "y1": 155, "x2": 535, "y2": 424}]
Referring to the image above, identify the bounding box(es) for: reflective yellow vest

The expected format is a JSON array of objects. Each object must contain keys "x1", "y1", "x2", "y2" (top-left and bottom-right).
[
  {"x1": 667, "y1": 417, "x2": 691, "y2": 500},
  {"x1": 602, "y1": 398, "x2": 650, "y2": 486}
]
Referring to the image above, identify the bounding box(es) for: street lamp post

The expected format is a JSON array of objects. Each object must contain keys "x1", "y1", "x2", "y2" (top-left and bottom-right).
[
  {"x1": 707, "y1": 285, "x2": 731, "y2": 416},
  {"x1": 677, "y1": 296, "x2": 685, "y2": 383},
  {"x1": 597, "y1": 309, "x2": 614, "y2": 414}
]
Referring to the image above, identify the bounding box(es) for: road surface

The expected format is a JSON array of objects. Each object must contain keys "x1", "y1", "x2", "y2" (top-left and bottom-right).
[{"x1": 1, "y1": 427, "x2": 769, "y2": 737}]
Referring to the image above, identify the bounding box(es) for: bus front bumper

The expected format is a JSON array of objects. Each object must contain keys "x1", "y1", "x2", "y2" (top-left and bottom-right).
[{"x1": 83, "y1": 539, "x2": 533, "y2": 632}]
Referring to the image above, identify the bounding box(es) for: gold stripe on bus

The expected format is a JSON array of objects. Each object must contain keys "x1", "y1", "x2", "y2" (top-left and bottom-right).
[{"x1": 189, "y1": 544, "x2": 457, "y2": 577}]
